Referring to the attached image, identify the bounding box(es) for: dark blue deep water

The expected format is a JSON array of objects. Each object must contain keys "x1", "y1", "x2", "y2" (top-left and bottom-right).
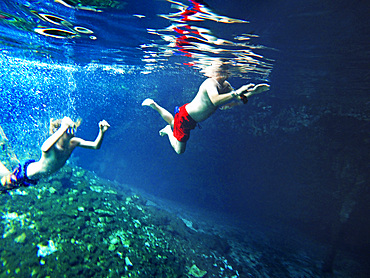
[{"x1": 1, "y1": 0, "x2": 369, "y2": 277}]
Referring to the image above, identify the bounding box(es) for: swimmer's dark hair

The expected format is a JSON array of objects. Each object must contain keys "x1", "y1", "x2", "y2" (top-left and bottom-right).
[{"x1": 49, "y1": 118, "x2": 82, "y2": 135}]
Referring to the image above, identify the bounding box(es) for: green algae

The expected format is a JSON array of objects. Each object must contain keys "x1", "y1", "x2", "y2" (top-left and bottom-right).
[
  {"x1": 0, "y1": 165, "x2": 239, "y2": 277},
  {"x1": 189, "y1": 264, "x2": 207, "y2": 277}
]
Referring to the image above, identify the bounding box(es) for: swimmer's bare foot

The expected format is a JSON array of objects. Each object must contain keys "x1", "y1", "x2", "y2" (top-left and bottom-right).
[
  {"x1": 159, "y1": 125, "x2": 171, "y2": 137},
  {"x1": 142, "y1": 98, "x2": 155, "y2": 108},
  {"x1": 246, "y1": 83, "x2": 270, "y2": 97}
]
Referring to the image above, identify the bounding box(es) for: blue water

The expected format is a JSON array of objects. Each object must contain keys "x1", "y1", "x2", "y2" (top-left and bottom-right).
[{"x1": 1, "y1": 0, "x2": 369, "y2": 277}]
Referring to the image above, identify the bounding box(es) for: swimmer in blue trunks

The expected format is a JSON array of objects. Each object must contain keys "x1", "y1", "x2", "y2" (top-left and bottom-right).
[
  {"x1": 1, "y1": 117, "x2": 110, "y2": 192},
  {"x1": 142, "y1": 61, "x2": 270, "y2": 154}
]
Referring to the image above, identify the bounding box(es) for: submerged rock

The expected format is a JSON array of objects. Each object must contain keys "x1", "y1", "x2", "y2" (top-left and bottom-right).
[
  {"x1": 189, "y1": 264, "x2": 207, "y2": 277},
  {"x1": 0, "y1": 165, "x2": 330, "y2": 277},
  {"x1": 125, "y1": 256, "x2": 133, "y2": 267},
  {"x1": 37, "y1": 240, "x2": 57, "y2": 257},
  {"x1": 14, "y1": 232, "x2": 27, "y2": 244}
]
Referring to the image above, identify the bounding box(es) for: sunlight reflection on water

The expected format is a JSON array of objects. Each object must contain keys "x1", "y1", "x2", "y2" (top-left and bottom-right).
[{"x1": 0, "y1": 0, "x2": 273, "y2": 79}]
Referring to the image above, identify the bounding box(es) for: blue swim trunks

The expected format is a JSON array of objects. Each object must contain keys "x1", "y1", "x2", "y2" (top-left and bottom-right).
[
  {"x1": 13, "y1": 159, "x2": 39, "y2": 187},
  {"x1": 1, "y1": 160, "x2": 39, "y2": 192}
]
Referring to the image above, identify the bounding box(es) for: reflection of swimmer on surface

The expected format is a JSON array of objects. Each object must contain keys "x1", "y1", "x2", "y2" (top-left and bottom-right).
[
  {"x1": 170, "y1": 24, "x2": 235, "y2": 46},
  {"x1": 142, "y1": 61, "x2": 270, "y2": 154},
  {"x1": 162, "y1": 0, "x2": 249, "y2": 23},
  {"x1": 147, "y1": 24, "x2": 240, "y2": 59},
  {"x1": 1, "y1": 117, "x2": 110, "y2": 193}
]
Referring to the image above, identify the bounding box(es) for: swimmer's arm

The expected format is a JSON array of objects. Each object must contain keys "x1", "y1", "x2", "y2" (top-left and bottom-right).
[
  {"x1": 219, "y1": 83, "x2": 260, "y2": 105},
  {"x1": 207, "y1": 81, "x2": 233, "y2": 106},
  {"x1": 209, "y1": 82, "x2": 249, "y2": 107},
  {"x1": 218, "y1": 82, "x2": 242, "y2": 110},
  {"x1": 72, "y1": 120, "x2": 110, "y2": 150},
  {"x1": 41, "y1": 120, "x2": 71, "y2": 152}
]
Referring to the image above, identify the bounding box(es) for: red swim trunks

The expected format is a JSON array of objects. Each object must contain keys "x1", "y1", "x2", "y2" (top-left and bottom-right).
[{"x1": 173, "y1": 104, "x2": 197, "y2": 142}]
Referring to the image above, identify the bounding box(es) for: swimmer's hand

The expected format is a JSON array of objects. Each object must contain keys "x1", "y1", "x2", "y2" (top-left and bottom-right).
[
  {"x1": 61, "y1": 116, "x2": 74, "y2": 127},
  {"x1": 99, "y1": 120, "x2": 110, "y2": 133},
  {"x1": 234, "y1": 84, "x2": 255, "y2": 97},
  {"x1": 41, "y1": 117, "x2": 73, "y2": 152},
  {"x1": 235, "y1": 83, "x2": 270, "y2": 99},
  {"x1": 247, "y1": 83, "x2": 270, "y2": 95}
]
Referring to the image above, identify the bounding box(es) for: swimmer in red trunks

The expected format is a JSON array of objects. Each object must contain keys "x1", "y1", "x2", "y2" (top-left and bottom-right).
[
  {"x1": 142, "y1": 62, "x2": 270, "y2": 154},
  {"x1": 1, "y1": 117, "x2": 110, "y2": 192}
]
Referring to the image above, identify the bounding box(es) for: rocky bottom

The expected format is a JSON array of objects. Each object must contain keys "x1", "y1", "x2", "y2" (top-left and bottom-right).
[{"x1": 0, "y1": 165, "x2": 364, "y2": 277}]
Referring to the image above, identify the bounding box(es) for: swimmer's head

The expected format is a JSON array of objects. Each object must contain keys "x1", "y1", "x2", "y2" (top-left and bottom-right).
[
  {"x1": 202, "y1": 59, "x2": 231, "y2": 79},
  {"x1": 49, "y1": 118, "x2": 82, "y2": 135}
]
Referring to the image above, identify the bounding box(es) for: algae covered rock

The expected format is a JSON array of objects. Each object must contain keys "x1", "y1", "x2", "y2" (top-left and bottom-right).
[
  {"x1": 14, "y1": 232, "x2": 27, "y2": 244},
  {"x1": 189, "y1": 264, "x2": 207, "y2": 277},
  {"x1": 0, "y1": 165, "x2": 243, "y2": 277}
]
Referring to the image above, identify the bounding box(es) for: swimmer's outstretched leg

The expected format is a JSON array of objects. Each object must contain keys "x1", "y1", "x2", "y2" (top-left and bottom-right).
[
  {"x1": 142, "y1": 98, "x2": 174, "y2": 126},
  {"x1": 159, "y1": 125, "x2": 186, "y2": 154}
]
